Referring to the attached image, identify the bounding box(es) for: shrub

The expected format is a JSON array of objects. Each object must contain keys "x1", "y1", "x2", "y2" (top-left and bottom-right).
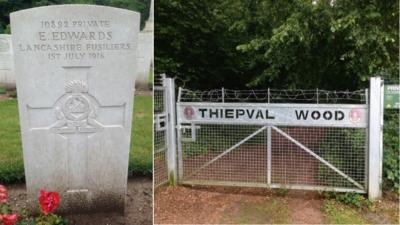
[
  {"x1": 334, "y1": 192, "x2": 371, "y2": 209},
  {"x1": 320, "y1": 191, "x2": 371, "y2": 209},
  {"x1": 383, "y1": 110, "x2": 400, "y2": 191}
]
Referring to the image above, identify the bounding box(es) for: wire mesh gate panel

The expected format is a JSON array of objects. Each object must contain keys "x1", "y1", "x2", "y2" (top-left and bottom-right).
[
  {"x1": 154, "y1": 76, "x2": 168, "y2": 187},
  {"x1": 177, "y1": 89, "x2": 368, "y2": 193}
]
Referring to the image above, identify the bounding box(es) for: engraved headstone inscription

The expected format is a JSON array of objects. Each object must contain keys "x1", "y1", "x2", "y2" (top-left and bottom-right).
[{"x1": 10, "y1": 5, "x2": 140, "y2": 213}]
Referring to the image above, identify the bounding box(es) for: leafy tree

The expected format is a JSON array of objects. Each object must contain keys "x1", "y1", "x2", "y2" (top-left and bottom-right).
[
  {"x1": 155, "y1": 0, "x2": 251, "y2": 89},
  {"x1": 155, "y1": 0, "x2": 398, "y2": 90},
  {"x1": 237, "y1": 0, "x2": 398, "y2": 89}
]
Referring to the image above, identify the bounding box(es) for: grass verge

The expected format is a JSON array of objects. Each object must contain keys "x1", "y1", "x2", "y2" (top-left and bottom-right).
[
  {"x1": 0, "y1": 100, "x2": 24, "y2": 183},
  {"x1": 129, "y1": 95, "x2": 153, "y2": 176},
  {"x1": 323, "y1": 199, "x2": 366, "y2": 224}
]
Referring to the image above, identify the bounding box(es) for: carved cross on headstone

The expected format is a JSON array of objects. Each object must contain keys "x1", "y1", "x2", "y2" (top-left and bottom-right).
[{"x1": 27, "y1": 66, "x2": 126, "y2": 193}]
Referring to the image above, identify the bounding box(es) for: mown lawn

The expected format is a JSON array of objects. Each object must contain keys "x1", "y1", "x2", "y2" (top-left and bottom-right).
[
  {"x1": 129, "y1": 95, "x2": 153, "y2": 176},
  {"x1": 0, "y1": 99, "x2": 24, "y2": 183},
  {"x1": 0, "y1": 95, "x2": 152, "y2": 183}
]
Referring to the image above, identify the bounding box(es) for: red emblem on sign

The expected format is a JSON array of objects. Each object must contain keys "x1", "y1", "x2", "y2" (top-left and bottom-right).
[
  {"x1": 349, "y1": 109, "x2": 362, "y2": 123},
  {"x1": 184, "y1": 106, "x2": 195, "y2": 119}
]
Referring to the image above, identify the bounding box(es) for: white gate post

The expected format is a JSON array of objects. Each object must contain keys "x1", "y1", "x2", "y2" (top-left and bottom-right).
[
  {"x1": 165, "y1": 77, "x2": 177, "y2": 185},
  {"x1": 368, "y1": 77, "x2": 384, "y2": 200}
]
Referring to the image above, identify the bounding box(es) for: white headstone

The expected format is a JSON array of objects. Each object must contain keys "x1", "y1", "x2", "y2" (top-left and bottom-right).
[
  {"x1": 136, "y1": 31, "x2": 153, "y2": 89},
  {"x1": 0, "y1": 34, "x2": 15, "y2": 88},
  {"x1": 136, "y1": 0, "x2": 154, "y2": 90},
  {"x1": 10, "y1": 5, "x2": 140, "y2": 213}
]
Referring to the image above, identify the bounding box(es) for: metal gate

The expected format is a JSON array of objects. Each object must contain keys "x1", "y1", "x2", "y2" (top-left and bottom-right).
[{"x1": 173, "y1": 78, "x2": 384, "y2": 199}]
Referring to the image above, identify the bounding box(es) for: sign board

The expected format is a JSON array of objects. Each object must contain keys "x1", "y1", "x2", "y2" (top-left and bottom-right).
[
  {"x1": 384, "y1": 85, "x2": 400, "y2": 109},
  {"x1": 178, "y1": 102, "x2": 368, "y2": 128}
]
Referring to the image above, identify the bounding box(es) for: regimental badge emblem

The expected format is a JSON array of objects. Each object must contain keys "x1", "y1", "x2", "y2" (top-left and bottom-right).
[
  {"x1": 50, "y1": 79, "x2": 103, "y2": 134},
  {"x1": 63, "y1": 96, "x2": 90, "y2": 121},
  {"x1": 184, "y1": 106, "x2": 195, "y2": 120},
  {"x1": 349, "y1": 108, "x2": 362, "y2": 123}
]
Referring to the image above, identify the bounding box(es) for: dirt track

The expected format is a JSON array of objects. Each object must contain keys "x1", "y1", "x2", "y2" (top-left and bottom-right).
[
  {"x1": 154, "y1": 185, "x2": 323, "y2": 224},
  {"x1": 154, "y1": 185, "x2": 399, "y2": 224}
]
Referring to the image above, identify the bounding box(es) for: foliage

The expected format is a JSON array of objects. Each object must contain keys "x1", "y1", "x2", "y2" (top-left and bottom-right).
[
  {"x1": 155, "y1": 0, "x2": 398, "y2": 90},
  {"x1": 155, "y1": 0, "x2": 250, "y2": 89},
  {"x1": 335, "y1": 192, "x2": 371, "y2": 209},
  {"x1": 0, "y1": 0, "x2": 151, "y2": 33},
  {"x1": 321, "y1": 191, "x2": 371, "y2": 209},
  {"x1": 17, "y1": 214, "x2": 68, "y2": 225},
  {"x1": 34, "y1": 214, "x2": 67, "y2": 225},
  {"x1": 383, "y1": 109, "x2": 400, "y2": 191}
]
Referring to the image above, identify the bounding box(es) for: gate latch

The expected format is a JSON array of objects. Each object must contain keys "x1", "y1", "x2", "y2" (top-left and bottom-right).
[{"x1": 154, "y1": 113, "x2": 167, "y2": 131}]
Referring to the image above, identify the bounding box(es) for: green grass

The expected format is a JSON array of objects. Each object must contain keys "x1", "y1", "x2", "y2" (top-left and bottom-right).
[
  {"x1": 0, "y1": 100, "x2": 24, "y2": 183},
  {"x1": 0, "y1": 96, "x2": 152, "y2": 183},
  {"x1": 323, "y1": 200, "x2": 366, "y2": 224},
  {"x1": 129, "y1": 95, "x2": 153, "y2": 176}
]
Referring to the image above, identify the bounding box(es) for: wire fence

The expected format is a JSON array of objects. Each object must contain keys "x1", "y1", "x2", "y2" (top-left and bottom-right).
[
  {"x1": 178, "y1": 88, "x2": 368, "y2": 192},
  {"x1": 154, "y1": 76, "x2": 168, "y2": 187},
  {"x1": 180, "y1": 124, "x2": 366, "y2": 191},
  {"x1": 179, "y1": 88, "x2": 367, "y2": 104}
]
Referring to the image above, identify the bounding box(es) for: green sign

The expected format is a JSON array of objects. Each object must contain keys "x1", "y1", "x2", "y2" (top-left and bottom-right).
[{"x1": 384, "y1": 85, "x2": 400, "y2": 109}]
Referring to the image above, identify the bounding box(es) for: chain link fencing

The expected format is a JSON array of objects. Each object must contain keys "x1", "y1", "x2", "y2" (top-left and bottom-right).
[{"x1": 154, "y1": 74, "x2": 168, "y2": 187}]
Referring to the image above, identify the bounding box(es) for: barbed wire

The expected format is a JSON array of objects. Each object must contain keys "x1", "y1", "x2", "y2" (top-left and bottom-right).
[
  {"x1": 178, "y1": 88, "x2": 367, "y2": 104},
  {"x1": 154, "y1": 74, "x2": 166, "y2": 87},
  {"x1": 156, "y1": 74, "x2": 399, "y2": 104}
]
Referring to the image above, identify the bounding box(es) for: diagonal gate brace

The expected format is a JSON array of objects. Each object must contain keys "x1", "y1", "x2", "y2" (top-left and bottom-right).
[
  {"x1": 184, "y1": 126, "x2": 268, "y2": 180},
  {"x1": 272, "y1": 126, "x2": 365, "y2": 190}
]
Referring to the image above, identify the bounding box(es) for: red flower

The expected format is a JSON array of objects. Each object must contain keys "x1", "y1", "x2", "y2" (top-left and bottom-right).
[
  {"x1": 1, "y1": 214, "x2": 18, "y2": 225},
  {"x1": 0, "y1": 185, "x2": 7, "y2": 203},
  {"x1": 38, "y1": 189, "x2": 60, "y2": 215}
]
